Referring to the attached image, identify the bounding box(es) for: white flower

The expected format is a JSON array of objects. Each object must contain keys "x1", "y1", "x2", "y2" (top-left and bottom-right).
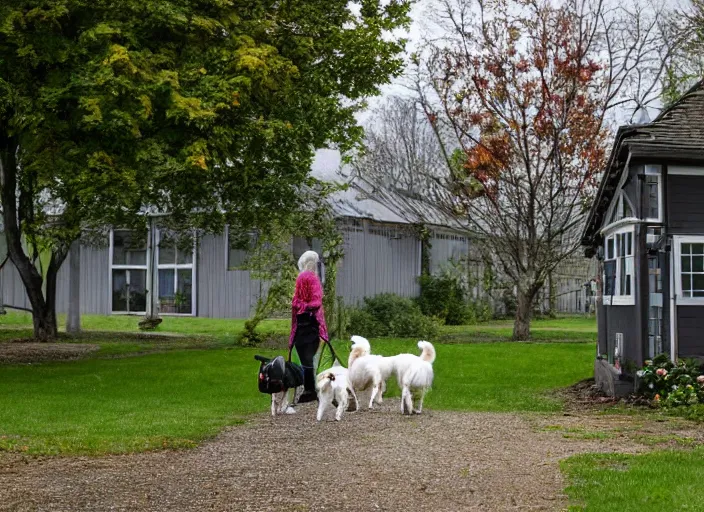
[
  {"x1": 649, "y1": 383, "x2": 654, "y2": 389},
  {"x1": 636, "y1": 370, "x2": 645, "y2": 377},
  {"x1": 672, "y1": 385, "x2": 678, "y2": 391}
]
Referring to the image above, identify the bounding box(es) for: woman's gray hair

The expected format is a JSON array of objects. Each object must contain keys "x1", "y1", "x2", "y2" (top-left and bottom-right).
[{"x1": 297, "y1": 250, "x2": 320, "y2": 273}]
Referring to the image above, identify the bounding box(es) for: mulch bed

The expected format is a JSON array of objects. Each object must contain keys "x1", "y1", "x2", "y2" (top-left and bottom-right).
[{"x1": 0, "y1": 343, "x2": 99, "y2": 364}]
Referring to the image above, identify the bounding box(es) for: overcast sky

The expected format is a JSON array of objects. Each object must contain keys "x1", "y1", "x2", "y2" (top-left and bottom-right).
[{"x1": 314, "y1": 0, "x2": 674, "y2": 180}]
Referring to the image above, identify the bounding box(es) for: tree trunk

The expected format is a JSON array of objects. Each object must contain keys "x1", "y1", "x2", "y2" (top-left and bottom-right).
[
  {"x1": 512, "y1": 289, "x2": 534, "y2": 341},
  {"x1": 548, "y1": 272, "x2": 557, "y2": 319},
  {"x1": 1, "y1": 136, "x2": 67, "y2": 340}
]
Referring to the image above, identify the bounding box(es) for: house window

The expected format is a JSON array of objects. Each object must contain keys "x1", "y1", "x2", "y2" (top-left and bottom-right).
[
  {"x1": 111, "y1": 230, "x2": 148, "y2": 314},
  {"x1": 157, "y1": 233, "x2": 196, "y2": 315},
  {"x1": 644, "y1": 165, "x2": 662, "y2": 223},
  {"x1": 675, "y1": 237, "x2": 704, "y2": 304},
  {"x1": 603, "y1": 226, "x2": 634, "y2": 305}
]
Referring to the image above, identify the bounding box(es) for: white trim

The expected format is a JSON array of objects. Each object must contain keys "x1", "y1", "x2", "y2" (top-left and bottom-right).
[
  {"x1": 669, "y1": 165, "x2": 704, "y2": 176},
  {"x1": 602, "y1": 225, "x2": 635, "y2": 307},
  {"x1": 670, "y1": 244, "x2": 678, "y2": 360},
  {"x1": 155, "y1": 228, "x2": 196, "y2": 317},
  {"x1": 600, "y1": 217, "x2": 640, "y2": 236},
  {"x1": 644, "y1": 164, "x2": 661, "y2": 176},
  {"x1": 673, "y1": 236, "x2": 704, "y2": 306}
]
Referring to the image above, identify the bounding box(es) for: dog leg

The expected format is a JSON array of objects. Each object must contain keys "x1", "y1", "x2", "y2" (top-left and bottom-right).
[
  {"x1": 316, "y1": 400, "x2": 325, "y2": 422},
  {"x1": 413, "y1": 389, "x2": 426, "y2": 414},
  {"x1": 368, "y1": 384, "x2": 379, "y2": 409},
  {"x1": 402, "y1": 386, "x2": 414, "y2": 415},
  {"x1": 336, "y1": 392, "x2": 348, "y2": 421},
  {"x1": 271, "y1": 394, "x2": 278, "y2": 417}
]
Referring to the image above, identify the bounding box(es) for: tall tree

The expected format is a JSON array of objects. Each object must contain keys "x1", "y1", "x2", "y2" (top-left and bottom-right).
[
  {"x1": 661, "y1": 0, "x2": 704, "y2": 105},
  {"x1": 0, "y1": 0, "x2": 411, "y2": 340},
  {"x1": 408, "y1": 0, "x2": 670, "y2": 340}
]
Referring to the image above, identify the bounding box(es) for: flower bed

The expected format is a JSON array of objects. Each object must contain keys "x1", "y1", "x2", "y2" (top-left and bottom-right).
[{"x1": 637, "y1": 354, "x2": 704, "y2": 407}]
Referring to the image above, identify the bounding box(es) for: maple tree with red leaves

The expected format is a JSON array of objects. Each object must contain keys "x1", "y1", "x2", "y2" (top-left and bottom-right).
[{"x1": 408, "y1": 0, "x2": 671, "y2": 340}]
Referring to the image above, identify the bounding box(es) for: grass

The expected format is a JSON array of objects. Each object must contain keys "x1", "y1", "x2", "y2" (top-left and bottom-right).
[
  {"x1": 441, "y1": 316, "x2": 596, "y2": 343},
  {"x1": 0, "y1": 327, "x2": 596, "y2": 455},
  {"x1": 562, "y1": 448, "x2": 704, "y2": 511}
]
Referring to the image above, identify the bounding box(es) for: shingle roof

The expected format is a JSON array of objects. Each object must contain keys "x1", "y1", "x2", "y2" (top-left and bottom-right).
[{"x1": 581, "y1": 81, "x2": 704, "y2": 254}]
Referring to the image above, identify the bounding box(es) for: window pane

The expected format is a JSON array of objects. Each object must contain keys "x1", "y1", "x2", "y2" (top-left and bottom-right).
[
  {"x1": 682, "y1": 256, "x2": 691, "y2": 272},
  {"x1": 176, "y1": 246, "x2": 193, "y2": 265},
  {"x1": 159, "y1": 269, "x2": 175, "y2": 299},
  {"x1": 113, "y1": 231, "x2": 147, "y2": 266},
  {"x1": 694, "y1": 244, "x2": 704, "y2": 255},
  {"x1": 112, "y1": 270, "x2": 127, "y2": 312},
  {"x1": 128, "y1": 270, "x2": 147, "y2": 312},
  {"x1": 693, "y1": 274, "x2": 704, "y2": 292},
  {"x1": 694, "y1": 290, "x2": 704, "y2": 297},
  {"x1": 682, "y1": 274, "x2": 692, "y2": 294},
  {"x1": 607, "y1": 238, "x2": 614, "y2": 260},
  {"x1": 604, "y1": 261, "x2": 616, "y2": 296},
  {"x1": 176, "y1": 269, "x2": 193, "y2": 314},
  {"x1": 646, "y1": 177, "x2": 659, "y2": 219},
  {"x1": 682, "y1": 243, "x2": 692, "y2": 256},
  {"x1": 626, "y1": 233, "x2": 633, "y2": 256},
  {"x1": 159, "y1": 242, "x2": 176, "y2": 265},
  {"x1": 694, "y1": 255, "x2": 704, "y2": 273}
]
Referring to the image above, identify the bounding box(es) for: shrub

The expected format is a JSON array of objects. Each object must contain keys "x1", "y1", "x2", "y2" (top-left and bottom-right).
[
  {"x1": 348, "y1": 293, "x2": 440, "y2": 339},
  {"x1": 417, "y1": 273, "x2": 468, "y2": 325},
  {"x1": 637, "y1": 354, "x2": 704, "y2": 407},
  {"x1": 417, "y1": 269, "x2": 494, "y2": 325}
]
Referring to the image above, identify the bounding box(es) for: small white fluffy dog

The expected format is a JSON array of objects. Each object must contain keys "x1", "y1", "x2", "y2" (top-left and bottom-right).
[
  {"x1": 348, "y1": 335, "x2": 395, "y2": 409},
  {"x1": 315, "y1": 365, "x2": 358, "y2": 421},
  {"x1": 391, "y1": 341, "x2": 436, "y2": 415}
]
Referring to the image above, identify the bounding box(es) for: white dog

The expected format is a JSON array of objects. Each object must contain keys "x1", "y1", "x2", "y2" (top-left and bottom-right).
[
  {"x1": 391, "y1": 341, "x2": 436, "y2": 415},
  {"x1": 348, "y1": 335, "x2": 395, "y2": 409},
  {"x1": 315, "y1": 365, "x2": 359, "y2": 421}
]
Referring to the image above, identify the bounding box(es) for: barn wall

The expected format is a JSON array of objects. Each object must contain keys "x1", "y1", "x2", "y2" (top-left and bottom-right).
[
  {"x1": 336, "y1": 220, "x2": 421, "y2": 306},
  {"x1": 197, "y1": 233, "x2": 262, "y2": 318}
]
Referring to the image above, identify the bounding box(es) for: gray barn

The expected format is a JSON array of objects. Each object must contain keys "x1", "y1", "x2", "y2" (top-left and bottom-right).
[
  {"x1": 582, "y1": 81, "x2": 704, "y2": 394},
  {"x1": 1, "y1": 186, "x2": 469, "y2": 319}
]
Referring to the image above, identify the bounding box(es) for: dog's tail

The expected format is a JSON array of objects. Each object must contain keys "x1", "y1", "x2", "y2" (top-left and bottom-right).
[
  {"x1": 417, "y1": 341, "x2": 436, "y2": 364},
  {"x1": 316, "y1": 370, "x2": 336, "y2": 391},
  {"x1": 349, "y1": 335, "x2": 371, "y2": 366}
]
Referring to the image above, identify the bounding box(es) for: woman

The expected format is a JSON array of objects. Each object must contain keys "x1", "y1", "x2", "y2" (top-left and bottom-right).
[{"x1": 289, "y1": 269, "x2": 329, "y2": 403}]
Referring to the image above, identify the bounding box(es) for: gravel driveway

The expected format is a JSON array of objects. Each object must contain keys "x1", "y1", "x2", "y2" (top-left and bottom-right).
[{"x1": 0, "y1": 400, "x2": 662, "y2": 512}]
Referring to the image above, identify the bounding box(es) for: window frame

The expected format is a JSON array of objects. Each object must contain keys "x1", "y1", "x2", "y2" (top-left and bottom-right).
[
  {"x1": 156, "y1": 230, "x2": 197, "y2": 316},
  {"x1": 674, "y1": 236, "x2": 704, "y2": 306},
  {"x1": 602, "y1": 224, "x2": 636, "y2": 306},
  {"x1": 644, "y1": 165, "x2": 663, "y2": 223},
  {"x1": 109, "y1": 229, "x2": 149, "y2": 315}
]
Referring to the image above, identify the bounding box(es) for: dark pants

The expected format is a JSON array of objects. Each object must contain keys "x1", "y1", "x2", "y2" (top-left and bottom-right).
[
  {"x1": 295, "y1": 338, "x2": 320, "y2": 394},
  {"x1": 293, "y1": 311, "x2": 321, "y2": 396}
]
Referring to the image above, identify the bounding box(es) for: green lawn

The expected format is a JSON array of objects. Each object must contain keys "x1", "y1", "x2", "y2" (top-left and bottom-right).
[
  {"x1": 0, "y1": 322, "x2": 596, "y2": 454},
  {"x1": 562, "y1": 449, "x2": 704, "y2": 511}
]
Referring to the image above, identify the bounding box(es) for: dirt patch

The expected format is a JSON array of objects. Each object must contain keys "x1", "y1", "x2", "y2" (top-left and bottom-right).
[
  {"x1": 0, "y1": 343, "x2": 99, "y2": 364},
  {"x1": 0, "y1": 399, "x2": 670, "y2": 512}
]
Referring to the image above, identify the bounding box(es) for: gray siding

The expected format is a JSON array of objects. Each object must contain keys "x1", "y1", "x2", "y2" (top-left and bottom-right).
[
  {"x1": 1, "y1": 243, "x2": 110, "y2": 315},
  {"x1": 336, "y1": 221, "x2": 420, "y2": 305},
  {"x1": 603, "y1": 305, "x2": 639, "y2": 363},
  {"x1": 676, "y1": 307, "x2": 704, "y2": 357},
  {"x1": 429, "y1": 230, "x2": 469, "y2": 274},
  {"x1": 197, "y1": 233, "x2": 261, "y2": 318},
  {"x1": 668, "y1": 175, "x2": 704, "y2": 234}
]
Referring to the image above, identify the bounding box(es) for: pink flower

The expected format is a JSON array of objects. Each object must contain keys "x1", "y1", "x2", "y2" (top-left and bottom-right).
[
  {"x1": 697, "y1": 375, "x2": 704, "y2": 385},
  {"x1": 656, "y1": 368, "x2": 668, "y2": 377}
]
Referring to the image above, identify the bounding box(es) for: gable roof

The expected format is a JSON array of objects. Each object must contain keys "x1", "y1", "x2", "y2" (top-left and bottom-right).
[{"x1": 581, "y1": 80, "x2": 704, "y2": 255}]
